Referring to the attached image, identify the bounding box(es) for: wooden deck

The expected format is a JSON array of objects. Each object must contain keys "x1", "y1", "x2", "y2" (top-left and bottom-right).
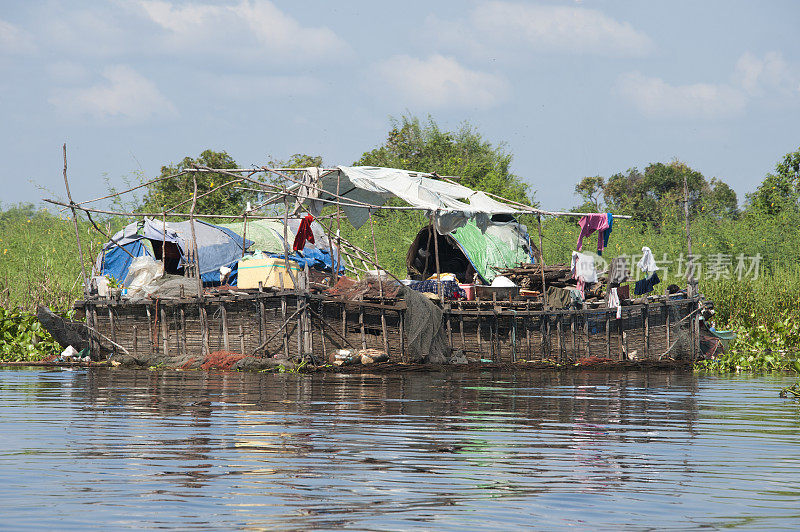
[{"x1": 76, "y1": 290, "x2": 701, "y2": 365}]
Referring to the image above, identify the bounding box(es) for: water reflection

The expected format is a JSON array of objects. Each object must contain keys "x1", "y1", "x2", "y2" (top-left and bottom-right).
[{"x1": 0, "y1": 368, "x2": 798, "y2": 530}]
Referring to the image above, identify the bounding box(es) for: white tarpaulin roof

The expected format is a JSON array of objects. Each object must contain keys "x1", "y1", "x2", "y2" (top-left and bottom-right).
[{"x1": 307, "y1": 166, "x2": 523, "y2": 234}]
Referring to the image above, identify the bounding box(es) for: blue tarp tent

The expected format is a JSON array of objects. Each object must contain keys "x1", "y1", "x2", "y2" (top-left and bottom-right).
[{"x1": 95, "y1": 218, "x2": 254, "y2": 286}]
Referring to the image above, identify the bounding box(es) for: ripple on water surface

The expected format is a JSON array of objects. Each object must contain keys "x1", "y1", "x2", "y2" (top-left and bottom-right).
[{"x1": 0, "y1": 368, "x2": 799, "y2": 530}]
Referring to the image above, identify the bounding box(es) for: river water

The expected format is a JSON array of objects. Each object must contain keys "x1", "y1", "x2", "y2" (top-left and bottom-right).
[{"x1": 0, "y1": 368, "x2": 798, "y2": 530}]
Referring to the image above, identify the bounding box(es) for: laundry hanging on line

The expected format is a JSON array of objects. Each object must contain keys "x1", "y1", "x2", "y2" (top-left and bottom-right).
[
  {"x1": 571, "y1": 251, "x2": 598, "y2": 298},
  {"x1": 637, "y1": 246, "x2": 659, "y2": 276},
  {"x1": 634, "y1": 271, "x2": 661, "y2": 295},
  {"x1": 608, "y1": 287, "x2": 622, "y2": 319},
  {"x1": 293, "y1": 214, "x2": 316, "y2": 251},
  {"x1": 576, "y1": 213, "x2": 610, "y2": 254},
  {"x1": 602, "y1": 213, "x2": 613, "y2": 252}
]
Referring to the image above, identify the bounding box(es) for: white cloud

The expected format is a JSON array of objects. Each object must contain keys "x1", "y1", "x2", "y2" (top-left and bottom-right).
[
  {"x1": 734, "y1": 51, "x2": 799, "y2": 96},
  {"x1": 616, "y1": 72, "x2": 747, "y2": 119},
  {"x1": 46, "y1": 62, "x2": 89, "y2": 84},
  {"x1": 618, "y1": 51, "x2": 800, "y2": 120},
  {"x1": 374, "y1": 55, "x2": 509, "y2": 109},
  {"x1": 0, "y1": 18, "x2": 35, "y2": 54},
  {"x1": 202, "y1": 73, "x2": 321, "y2": 100},
  {"x1": 49, "y1": 65, "x2": 177, "y2": 121},
  {"x1": 430, "y1": 1, "x2": 653, "y2": 57},
  {"x1": 138, "y1": 0, "x2": 349, "y2": 62}
]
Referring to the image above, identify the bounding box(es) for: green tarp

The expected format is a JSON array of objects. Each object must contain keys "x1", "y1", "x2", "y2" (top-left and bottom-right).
[
  {"x1": 218, "y1": 219, "x2": 285, "y2": 254},
  {"x1": 451, "y1": 220, "x2": 531, "y2": 282}
]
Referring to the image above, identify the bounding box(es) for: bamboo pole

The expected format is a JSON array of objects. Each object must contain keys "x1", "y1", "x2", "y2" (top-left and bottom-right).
[
  {"x1": 537, "y1": 214, "x2": 547, "y2": 309},
  {"x1": 281, "y1": 294, "x2": 289, "y2": 358},
  {"x1": 525, "y1": 300, "x2": 532, "y2": 358},
  {"x1": 241, "y1": 210, "x2": 248, "y2": 258},
  {"x1": 161, "y1": 212, "x2": 167, "y2": 276},
  {"x1": 570, "y1": 313, "x2": 576, "y2": 356},
  {"x1": 369, "y1": 211, "x2": 390, "y2": 355},
  {"x1": 250, "y1": 302, "x2": 308, "y2": 356},
  {"x1": 399, "y1": 309, "x2": 405, "y2": 362},
  {"x1": 258, "y1": 283, "x2": 266, "y2": 353},
  {"x1": 180, "y1": 302, "x2": 187, "y2": 358},
  {"x1": 644, "y1": 303, "x2": 650, "y2": 358},
  {"x1": 281, "y1": 189, "x2": 298, "y2": 290},
  {"x1": 557, "y1": 314, "x2": 564, "y2": 362},
  {"x1": 160, "y1": 307, "x2": 169, "y2": 356},
  {"x1": 145, "y1": 305, "x2": 154, "y2": 352},
  {"x1": 341, "y1": 303, "x2": 347, "y2": 345},
  {"x1": 303, "y1": 264, "x2": 313, "y2": 359},
  {"x1": 307, "y1": 305, "x2": 356, "y2": 349},
  {"x1": 165, "y1": 177, "x2": 244, "y2": 214},
  {"x1": 44, "y1": 198, "x2": 294, "y2": 221},
  {"x1": 69, "y1": 170, "x2": 190, "y2": 209},
  {"x1": 684, "y1": 174, "x2": 695, "y2": 295},
  {"x1": 431, "y1": 214, "x2": 443, "y2": 305},
  {"x1": 334, "y1": 171, "x2": 342, "y2": 285},
  {"x1": 84, "y1": 209, "x2": 135, "y2": 260},
  {"x1": 61, "y1": 144, "x2": 88, "y2": 292},
  {"x1": 359, "y1": 307, "x2": 366, "y2": 350},
  {"x1": 584, "y1": 312, "x2": 590, "y2": 358},
  {"x1": 108, "y1": 307, "x2": 116, "y2": 346},
  {"x1": 459, "y1": 301, "x2": 466, "y2": 350},
  {"x1": 189, "y1": 178, "x2": 203, "y2": 298},
  {"x1": 221, "y1": 304, "x2": 229, "y2": 351}
]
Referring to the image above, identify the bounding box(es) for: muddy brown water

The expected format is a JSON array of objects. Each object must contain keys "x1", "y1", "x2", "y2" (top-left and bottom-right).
[{"x1": 1, "y1": 368, "x2": 799, "y2": 530}]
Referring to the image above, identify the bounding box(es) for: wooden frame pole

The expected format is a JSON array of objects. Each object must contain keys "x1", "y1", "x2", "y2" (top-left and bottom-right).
[
  {"x1": 431, "y1": 213, "x2": 443, "y2": 305},
  {"x1": 62, "y1": 144, "x2": 88, "y2": 291},
  {"x1": 369, "y1": 210, "x2": 390, "y2": 355},
  {"x1": 537, "y1": 214, "x2": 548, "y2": 309},
  {"x1": 189, "y1": 177, "x2": 202, "y2": 298}
]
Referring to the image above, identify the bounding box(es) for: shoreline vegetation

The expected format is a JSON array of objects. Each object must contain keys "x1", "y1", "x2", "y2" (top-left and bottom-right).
[{"x1": 2, "y1": 116, "x2": 799, "y2": 374}]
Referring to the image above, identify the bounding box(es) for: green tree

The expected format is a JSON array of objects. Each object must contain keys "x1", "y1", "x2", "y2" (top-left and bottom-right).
[
  {"x1": 355, "y1": 115, "x2": 533, "y2": 205},
  {"x1": 140, "y1": 150, "x2": 254, "y2": 215},
  {"x1": 574, "y1": 175, "x2": 605, "y2": 211},
  {"x1": 702, "y1": 178, "x2": 738, "y2": 219},
  {"x1": 601, "y1": 160, "x2": 737, "y2": 225},
  {"x1": 269, "y1": 153, "x2": 324, "y2": 169},
  {"x1": 746, "y1": 147, "x2": 800, "y2": 215}
]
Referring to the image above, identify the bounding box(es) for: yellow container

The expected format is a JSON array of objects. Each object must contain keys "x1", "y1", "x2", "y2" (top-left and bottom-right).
[{"x1": 237, "y1": 258, "x2": 300, "y2": 289}]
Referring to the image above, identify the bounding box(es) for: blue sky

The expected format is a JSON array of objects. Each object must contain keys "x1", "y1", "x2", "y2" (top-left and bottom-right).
[{"x1": 1, "y1": 0, "x2": 798, "y2": 210}]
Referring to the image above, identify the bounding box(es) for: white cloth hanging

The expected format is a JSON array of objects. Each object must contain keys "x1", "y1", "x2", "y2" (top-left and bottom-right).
[
  {"x1": 571, "y1": 251, "x2": 598, "y2": 284},
  {"x1": 608, "y1": 287, "x2": 621, "y2": 319},
  {"x1": 292, "y1": 167, "x2": 324, "y2": 217},
  {"x1": 637, "y1": 246, "x2": 659, "y2": 276}
]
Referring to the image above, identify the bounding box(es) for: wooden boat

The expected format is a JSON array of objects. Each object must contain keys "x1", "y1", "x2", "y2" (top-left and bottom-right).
[{"x1": 44, "y1": 160, "x2": 705, "y2": 369}]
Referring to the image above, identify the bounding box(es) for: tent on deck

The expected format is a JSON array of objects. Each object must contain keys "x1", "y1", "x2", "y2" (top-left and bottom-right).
[
  {"x1": 406, "y1": 216, "x2": 533, "y2": 284},
  {"x1": 95, "y1": 218, "x2": 253, "y2": 286},
  {"x1": 280, "y1": 166, "x2": 534, "y2": 282},
  {"x1": 218, "y1": 218, "x2": 343, "y2": 273},
  {"x1": 282, "y1": 166, "x2": 523, "y2": 235}
]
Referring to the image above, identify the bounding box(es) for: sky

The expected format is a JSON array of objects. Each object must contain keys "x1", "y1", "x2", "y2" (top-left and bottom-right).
[{"x1": 0, "y1": 0, "x2": 798, "y2": 211}]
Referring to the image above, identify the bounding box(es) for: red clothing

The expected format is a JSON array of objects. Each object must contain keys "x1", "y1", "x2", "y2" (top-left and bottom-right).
[
  {"x1": 293, "y1": 215, "x2": 316, "y2": 251},
  {"x1": 576, "y1": 213, "x2": 610, "y2": 253}
]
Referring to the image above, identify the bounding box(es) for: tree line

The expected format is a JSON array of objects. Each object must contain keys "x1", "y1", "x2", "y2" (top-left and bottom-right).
[{"x1": 136, "y1": 114, "x2": 797, "y2": 232}]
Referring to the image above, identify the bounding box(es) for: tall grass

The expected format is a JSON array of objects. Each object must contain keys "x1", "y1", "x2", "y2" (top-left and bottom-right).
[
  {"x1": 0, "y1": 205, "x2": 106, "y2": 312},
  {"x1": 2, "y1": 201, "x2": 799, "y2": 334}
]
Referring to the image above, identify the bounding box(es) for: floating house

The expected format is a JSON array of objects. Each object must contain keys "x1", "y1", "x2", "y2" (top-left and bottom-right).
[{"x1": 44, "y1": 163, "x2": 706, "y2": 369}]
